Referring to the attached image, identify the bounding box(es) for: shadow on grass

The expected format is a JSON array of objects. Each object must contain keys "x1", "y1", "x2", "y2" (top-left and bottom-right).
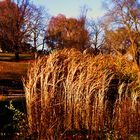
[{"x1": 0, "y1": 53, "x2": 34, "y2": 62}]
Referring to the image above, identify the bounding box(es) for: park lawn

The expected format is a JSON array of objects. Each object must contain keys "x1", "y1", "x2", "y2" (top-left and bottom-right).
[
  {"x1": 0, "y1": 61, "x2": 30, "y2": 79},
  {"x1": 0, "y1": 53, "x2": 34, "y2": 80},
  {"x1": 0, "y1": 53, "x2": 34, "y2": 61},
  {"x1": 0, "y1": 53, "x2": 34, "y2": 79}
]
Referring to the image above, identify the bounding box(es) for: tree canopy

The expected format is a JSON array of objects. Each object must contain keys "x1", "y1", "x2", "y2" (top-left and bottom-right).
[
  {"x1": 0, "y1": 0, "x2": 47, "y2": 59},
  {"x1": 0, "y1": 0, "x2": 140, "y2": 64},
  {"x1": 45, "y1": 14, "x2": 89, "y2": 51},
  {"x1": 103, "y1": 0, "x2": 140, "y2": 64}
]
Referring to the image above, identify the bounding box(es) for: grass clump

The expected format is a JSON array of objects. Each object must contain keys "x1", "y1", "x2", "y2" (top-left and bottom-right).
[{"x1": 24, "y1": 48, "x2": 140, "y2": 139}]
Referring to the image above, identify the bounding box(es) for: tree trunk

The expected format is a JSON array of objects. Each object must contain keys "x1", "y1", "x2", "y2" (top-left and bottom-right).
[
  {"x1": 34, "y1": 32, "x2": 37, "y2": 50},
  {"x1": 14, "y1": 45, "x2": 20, "y2": 61},
  {"x1": 136, "y1": 51, "x2": 140, "y2": 66},
  {"x1": 15, "y1": 51, "x2": 20, "y2": 61},
  {"x1": 34, "y1": 31, "x2": 38, "y2": 59}
]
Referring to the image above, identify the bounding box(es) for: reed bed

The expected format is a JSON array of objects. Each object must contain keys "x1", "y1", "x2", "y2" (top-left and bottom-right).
[{"x1": 24, "y1": 48, "x2": 140, "y2": 139}]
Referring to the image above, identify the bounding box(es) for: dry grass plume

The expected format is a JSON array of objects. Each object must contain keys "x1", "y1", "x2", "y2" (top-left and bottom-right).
[{"x1": 24, "y1": 48, "x2": 140, "y2": 139}]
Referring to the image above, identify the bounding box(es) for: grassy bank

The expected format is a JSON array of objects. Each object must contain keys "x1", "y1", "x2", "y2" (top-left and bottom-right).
[
  {"x1": 0, "y1": 61, "x2": 30, "y2": 79},
  {"x1": 0, "y1": 53, "x2": 32, "y2": 139},
  {"x1": 0, "y1": 53, "x2": 33, "y2": 79}
]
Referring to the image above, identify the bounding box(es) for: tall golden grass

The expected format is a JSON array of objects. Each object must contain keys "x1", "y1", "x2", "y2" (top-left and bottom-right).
[{"x1": 24, "y1": 48, "x2": 140, "y2": 139}]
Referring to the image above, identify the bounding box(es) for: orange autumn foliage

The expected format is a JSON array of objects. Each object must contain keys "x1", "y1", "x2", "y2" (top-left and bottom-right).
[{"x1": 46, "y1": 14, "x2": 89, "y2": 51}]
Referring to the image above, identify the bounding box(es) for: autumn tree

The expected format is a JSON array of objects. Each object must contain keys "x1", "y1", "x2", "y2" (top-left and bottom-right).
[
  {"x1": 45, "y1": 14, "x2": 89, "y2": 51},
  {"x1": 0, "y1": 0, "x2": 47, "y2": 60},
  {"x1": 103, "y1": 27, "x2": 131, "y2": 54},
  {"x1": 0, "y1": 0, "x2": 20, "y2": 54},
  {"x1": 103, "y1": 0, "x2": 140, "y2": 65}
]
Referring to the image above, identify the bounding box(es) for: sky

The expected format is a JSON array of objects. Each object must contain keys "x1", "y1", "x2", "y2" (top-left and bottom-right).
[{"x1": 33, "y1": 0, "x2": 105, "y2": 19}]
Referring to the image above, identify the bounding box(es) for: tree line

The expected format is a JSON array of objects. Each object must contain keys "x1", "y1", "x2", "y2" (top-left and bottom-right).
[
  {"x1": 0, "y1": 0, "x2": 140, "y2": 65},
  {"x1": 0, "y1": 0, "x2": 47, "y2": 59}
]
